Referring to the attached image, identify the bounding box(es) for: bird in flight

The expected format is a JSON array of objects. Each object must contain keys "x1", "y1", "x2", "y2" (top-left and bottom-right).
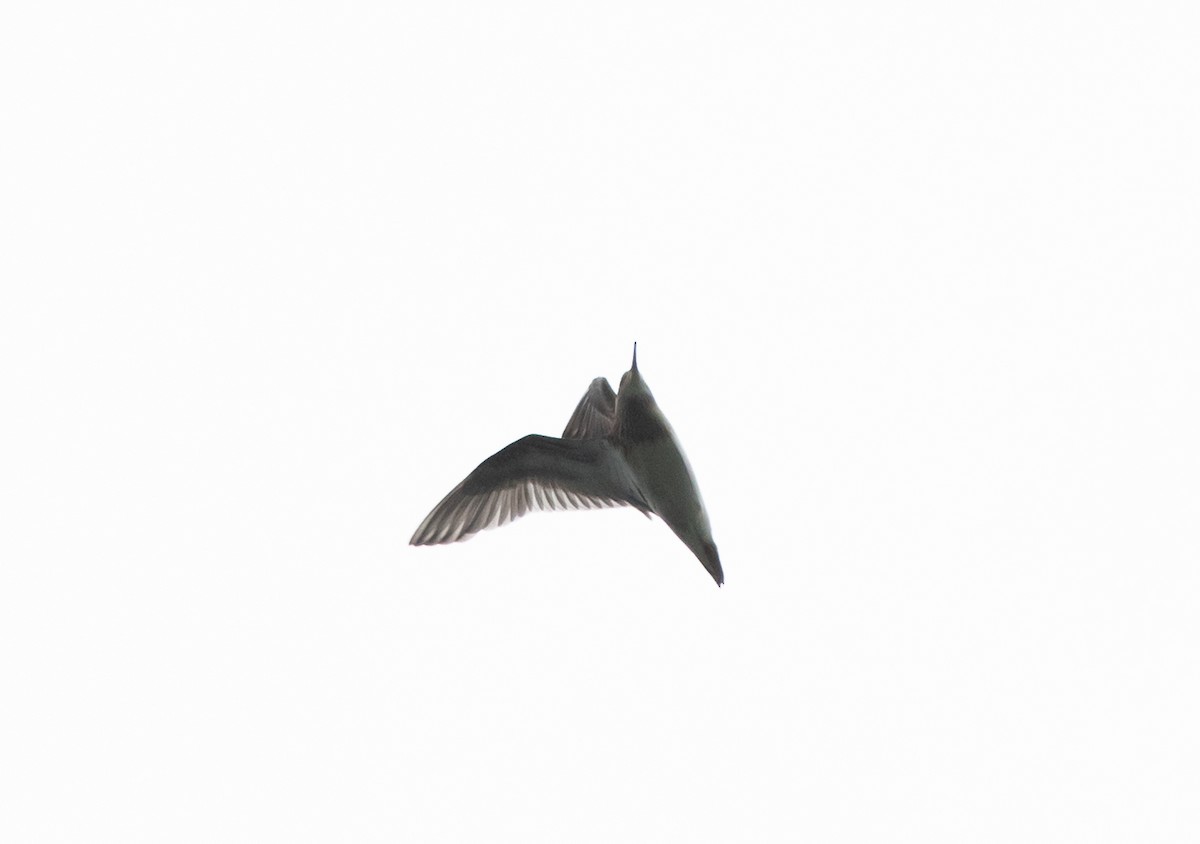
[{"x1": 410, "y1": 344, "x2": 724, "y2": 585}]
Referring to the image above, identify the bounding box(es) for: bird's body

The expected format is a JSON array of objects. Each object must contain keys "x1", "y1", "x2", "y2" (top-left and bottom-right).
[{"x1": 410, "y1": 345, "x2": 723, "y2": 585}]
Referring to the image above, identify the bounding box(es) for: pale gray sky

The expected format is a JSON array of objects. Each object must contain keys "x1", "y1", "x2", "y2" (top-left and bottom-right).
[{"x1": 3, "y1": 3, "x2": 1197, "y2": 841}]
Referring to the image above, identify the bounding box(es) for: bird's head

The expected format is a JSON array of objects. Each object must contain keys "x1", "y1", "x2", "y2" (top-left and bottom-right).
[
  {"x1": 617, "y1": 341, "x2": 658, "y2": 412},
  {"x1": 618, "y1": 342, "x2": 646, "y2": 393}
]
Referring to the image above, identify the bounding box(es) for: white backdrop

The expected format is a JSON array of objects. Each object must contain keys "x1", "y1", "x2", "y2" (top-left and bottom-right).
[{"x1": 3, "y1": 3, "x2": 1197, "y2": 841}]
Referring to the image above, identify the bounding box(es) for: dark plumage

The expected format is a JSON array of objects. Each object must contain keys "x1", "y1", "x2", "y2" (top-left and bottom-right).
[{"x1": 411, "y1": 345, "x2": 723, "y2": 585}]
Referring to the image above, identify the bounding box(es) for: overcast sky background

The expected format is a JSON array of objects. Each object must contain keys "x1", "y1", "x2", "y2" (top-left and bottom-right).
[{"x1": 3, "y1": 3, "x2": 1197, "y2": 841}]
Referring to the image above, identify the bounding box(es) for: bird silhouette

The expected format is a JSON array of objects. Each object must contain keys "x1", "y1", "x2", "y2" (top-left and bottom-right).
[{"x1": 410, "y1": 344, "x2": 723, "y2": 585}]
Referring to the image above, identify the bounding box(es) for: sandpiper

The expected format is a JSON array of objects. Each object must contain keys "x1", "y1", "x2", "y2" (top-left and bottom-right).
[{"x1": 410, "y1": 344, "x2": 723, "y2": 585}]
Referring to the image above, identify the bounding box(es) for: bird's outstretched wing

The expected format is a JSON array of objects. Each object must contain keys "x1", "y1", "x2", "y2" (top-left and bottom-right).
[
  {"x1": 410, "y1": 434, "x2": 648, "y2": 545},
  {"x1": 562, "y1": 377, "x2": 617, "y2": 439}
]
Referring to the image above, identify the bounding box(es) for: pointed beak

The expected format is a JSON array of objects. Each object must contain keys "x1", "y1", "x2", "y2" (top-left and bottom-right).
[{"x1": 631, "y1": 342, "x2": 639, "y2": 373}]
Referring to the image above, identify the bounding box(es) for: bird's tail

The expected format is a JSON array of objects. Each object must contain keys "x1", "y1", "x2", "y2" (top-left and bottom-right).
[{"x1": 698, "y1": 540, "x2": 724, "y2": 587}]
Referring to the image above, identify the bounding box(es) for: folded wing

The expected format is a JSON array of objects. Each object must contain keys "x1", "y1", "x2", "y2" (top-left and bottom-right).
[{"x1": 410, "y1": 434, "x2": 646, "y2": 545}]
